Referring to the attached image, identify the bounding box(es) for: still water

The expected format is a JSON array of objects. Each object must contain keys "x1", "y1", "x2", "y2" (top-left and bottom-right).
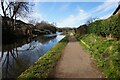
[{"x1": 1, "y1": 34, "x2": 65, "y2": 78}]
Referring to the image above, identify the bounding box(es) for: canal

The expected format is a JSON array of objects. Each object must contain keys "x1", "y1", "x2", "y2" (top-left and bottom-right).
[{"x1": 1, "y1": 33, "x2": 65, "y2": 78}]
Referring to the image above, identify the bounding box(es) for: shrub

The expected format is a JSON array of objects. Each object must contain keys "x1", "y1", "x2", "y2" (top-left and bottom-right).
[{"x1": 87, "y1": 14, "x2": 120, "y2": 39}]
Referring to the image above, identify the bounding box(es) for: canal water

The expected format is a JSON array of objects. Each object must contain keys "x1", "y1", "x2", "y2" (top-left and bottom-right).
[{"x1": 1, "y1": 33, "x2": 65, "y2": 78}]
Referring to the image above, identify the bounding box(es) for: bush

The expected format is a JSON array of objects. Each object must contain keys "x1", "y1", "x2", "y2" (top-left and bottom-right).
[{"x1": 87, "y1": 14, "x2": 120, "y2": 39}]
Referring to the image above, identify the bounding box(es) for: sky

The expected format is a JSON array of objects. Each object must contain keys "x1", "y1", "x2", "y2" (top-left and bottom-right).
[{"x1": 0, "y1": 0, "x2": 119, "y2": 28}]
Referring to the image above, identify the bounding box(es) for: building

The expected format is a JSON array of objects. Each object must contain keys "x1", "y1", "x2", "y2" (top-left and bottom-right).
[
  {"x1": 113, "y1": 4, "x2": 120, "y2": 15},
  {"x1": 2, "y1": 16, "x2": 33, "y2": 37}
]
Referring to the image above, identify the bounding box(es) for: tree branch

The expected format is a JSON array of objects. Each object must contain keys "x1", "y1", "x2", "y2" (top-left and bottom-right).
[
  {"x1": 11, "y1": 3, "x2": 21, "y2": 19},
  {"x1": 1, "y1": 1, "x2": 6, "y2": 17}
]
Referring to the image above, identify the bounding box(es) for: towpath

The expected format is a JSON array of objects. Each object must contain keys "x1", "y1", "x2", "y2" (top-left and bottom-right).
[{"x1": 49, "y1": 35, "x2": 104, "y2": 78}]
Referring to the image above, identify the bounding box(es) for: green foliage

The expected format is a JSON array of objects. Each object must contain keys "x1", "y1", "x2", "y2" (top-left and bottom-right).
[
  {"x1": 75, "y1": 34, "x2": 84, "y2": 41},
  {"x1": 80, "y1": 34, "x2": 120, "y2": 78},
  {"x1": 87, "y1": 14, "x2": 120, "y2": 39},
  {"x1": 18, "y1": 36, "x2": 68, "y2": 79}
]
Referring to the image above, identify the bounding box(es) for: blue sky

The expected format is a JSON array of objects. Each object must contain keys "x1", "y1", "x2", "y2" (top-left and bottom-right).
[
  {"x1": 0, "y1": 0, "x2": 119, "y2": 28},
  {"x1": 30, "y1": 1, "x2": 118, "y2": 28}
]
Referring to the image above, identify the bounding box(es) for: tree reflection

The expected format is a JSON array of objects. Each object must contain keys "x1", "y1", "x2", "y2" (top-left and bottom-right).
[
  {"x1": 2, "y1": 35, "x2": 57, "y2": 78},
  {"x1": 2, "y1": 49, "x2": 19, "y2": 78}
]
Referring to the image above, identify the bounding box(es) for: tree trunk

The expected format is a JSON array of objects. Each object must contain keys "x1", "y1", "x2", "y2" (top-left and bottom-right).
[
  {"x1": 13, "y1": 14, "x2": 16, "y2": 30},
  {"x1": 1, "y1": 2, "x2": 6, "y2": 17}
]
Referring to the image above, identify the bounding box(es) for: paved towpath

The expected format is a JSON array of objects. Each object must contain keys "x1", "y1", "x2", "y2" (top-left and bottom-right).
[{"x1": 49, "y1": 35, "x2": 104, "y2": 78}]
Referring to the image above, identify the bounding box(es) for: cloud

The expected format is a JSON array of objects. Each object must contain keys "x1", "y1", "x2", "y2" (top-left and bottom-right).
[
  {"x1": 0, "y1": 1, "x2": 119, "y2": 28},
  {"x1": 24, "y1": 0, "x2": 119, "y2": 2},
  {"x1": 57, "y1": 1, "x2": 118, "y2": 27},
  {"x1": 59, "y1": 3, "x2": 70, "y2": 11},
  {"x1": 90, "y1": 1, "x2": 118, "y2": 19},
  {"x1": 16, "y1": 12, "x2": 43, "y2": 24},
  {"x1": 57, "y1": 9, "x2": 90, "y2": 27},
  {"x1": 17, "y1": 17, "x2": 29, "y2": 23},
  {"x1": 0, "y1": 8, "x2": 3, "y2": 16},
  {"x1": 92, "y1": 1, "x2": 118, "y2": 14},
  {"x1": 29, "y1": 12, "x2": 43, "y2": 22},
  {"x1": 100, "y1": 13, "x2": 112, "y2": 19},
  {"x1": 0, "y1": 3, "x2": 3, "y2": 16}
]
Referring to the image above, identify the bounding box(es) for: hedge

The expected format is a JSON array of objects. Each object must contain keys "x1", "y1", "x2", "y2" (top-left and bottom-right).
[{"x1": 87, "y1": 14, "x2": 120, "y2": 39}]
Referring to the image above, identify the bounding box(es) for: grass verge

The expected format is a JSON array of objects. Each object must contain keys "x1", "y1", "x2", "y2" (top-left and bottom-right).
[
  {"x1": 76, "y1": 34, "x2": 120, "y2": 78},
  {"x1": 18, "y1": 36, "x2": 69, "y2": 79}
]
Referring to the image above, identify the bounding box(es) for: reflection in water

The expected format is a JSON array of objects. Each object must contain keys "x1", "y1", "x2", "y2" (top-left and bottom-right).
[{"x1": 1, "y1": 34, "x2": 65, "y2": 78}]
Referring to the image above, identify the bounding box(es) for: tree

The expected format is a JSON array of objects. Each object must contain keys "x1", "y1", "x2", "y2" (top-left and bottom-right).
[
  {"x1": 1, "y1": 0, "x2": 33, "y2": 30},
  {"x1": 35, "y1": 21, "x2": 57, "y2": 34},
  {"x1": 28, "y1": 18, "x2": 38, "y2": 26},
  {"x1": 86, "y1": 17, "x2": 99, "y2": 26},
  {"x1": 51, "y1": 22, "x2": 57, "y2": 27}
]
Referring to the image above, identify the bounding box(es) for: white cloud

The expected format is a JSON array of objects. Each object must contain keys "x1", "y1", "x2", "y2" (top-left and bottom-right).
[
  {"x1": 29, "y1": 12, "x2": 43, "y2": 22},
  {"x1": 100, "y1": 13, "x2": 112, "y2": 19},
  {"x1": 92, "y1": 1, "x2": 118, "y2": 14},
  {"x1": 59, "y1": 3, "x2": 70, "y2": 11},
  {"x1": 0, "y1": 3, "x2": 3, "y2": 16},
  {"x1": 1, "y1": 0, "x2": 119, "y2": 28},
  {"x1": 57, "y1": 9, "x2": 90, "y2": 28},
  {"x1": 79, "y1": 9, "x2": 84, "y2": 13},
  {"x1": 0, "y1": 8, "x2": 3, "y2": 16},
  {"x1": 90, "y1": 1, "x2": 118, "y2": 20},
  {"x1": 57, "y1": 1, "x2": 118, "y2": 28},
  {"x1": 19, "y1": 0, "x2": 119, "y2": 2},
  {"x1": 16, "y1": 12, "x2": 43, "y2": 24}
]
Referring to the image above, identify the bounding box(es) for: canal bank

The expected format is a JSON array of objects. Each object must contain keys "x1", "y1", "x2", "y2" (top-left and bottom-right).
[
  {"x1": 18, "y1": 36, "x2": 68, "y2": 78},
  {"x1": 1, "y1": 33, "x2": 65, "y2": 78}
]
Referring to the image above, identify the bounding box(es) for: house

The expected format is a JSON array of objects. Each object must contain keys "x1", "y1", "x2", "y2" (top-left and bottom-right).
[
  {"x1": 113, "y1": 4, "x2": 120, "y2": 15},
  {"x1": 2, "y1": 16, "x2": 33, "y2": 37}
]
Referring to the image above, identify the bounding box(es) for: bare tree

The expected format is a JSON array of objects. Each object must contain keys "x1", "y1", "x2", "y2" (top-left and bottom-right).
[
  {"x1": 1, "y1": 0, "x2": 33, "y2": 30},
  {"x1": 28, "y1": 18, "x2": 39, "y2": 26},
  {"x1": 51, "y1": 22, "x2": 57, "y2": 27},
  {"x1": 35, "y1": 21, "x2": 57, "y2": 34}
]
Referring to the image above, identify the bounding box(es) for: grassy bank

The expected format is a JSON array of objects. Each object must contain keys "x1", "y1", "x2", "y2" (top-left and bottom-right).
[
  {"x1": 18, "y1": 36, "x2": 69, "y2": 79},
  {"x1": 77, "y1": 34, "x2": 120, "y2": 78}
]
